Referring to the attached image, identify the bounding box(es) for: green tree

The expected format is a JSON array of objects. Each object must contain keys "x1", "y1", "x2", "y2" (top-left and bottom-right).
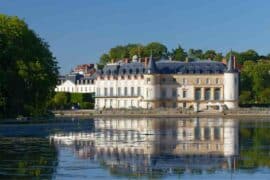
[
  {"x1": 99, "y1": 53, "x2": 110, "y2": 65},
  {"x1": 241, "y1": 49, "x2": 259, "y2": 62},
  {"x1": 214, "y1": 53, "x2": 223, "y2": 61},
  {"x1": 259, "y1": 88, "x2": 270, "y2": 104},
  {"x1": 126, "y1": 43, "x2": 145, "y2": 58},
  {"x1": 203, "y1": 50, "x2": 217, "y2": 60},
  {"x1": 52, "y1": 92, "x2": 68, "y2": 109},
  {"x1": 240, "y1": 60, "x2": 270, "y2": 104},
  {"x1": 0, "y1": 14, "x2": 59, "y2": 118},
  {"x1": 188, "y1": 49, "x2": 203, "y2": 59},
  {"x1": 239, "y1": 91, "x2": 253, "y2": 104},
  {"x1": 109, "y1": 45, "x2": 129, "y2": 60},
  {"x1": 144, "y1": 42, "x2": 167, "y2": 59},
  {"x1": 171, "y1": 45, "x2": 187, "y2": 61},
  {"x1": 226, "y1": 49, "x2": 259, "y2": 65}
]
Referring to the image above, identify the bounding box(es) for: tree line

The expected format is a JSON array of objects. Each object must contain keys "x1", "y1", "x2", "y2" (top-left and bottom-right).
[{"x1": 99, "y1": 42, "x2": 270, "y2": 65}]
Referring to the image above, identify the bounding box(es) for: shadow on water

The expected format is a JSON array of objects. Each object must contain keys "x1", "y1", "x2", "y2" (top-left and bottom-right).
[{"x1": 1, "y1": 117, "x2": 270, "y2": 179}]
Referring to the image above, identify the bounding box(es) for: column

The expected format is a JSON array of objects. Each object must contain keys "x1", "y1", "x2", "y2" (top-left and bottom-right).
[
  {"x1": 211, "y1": 88, "x2": 215, "y2": 100},
  {"x1": 201, "y1": 88, "x2": 205, "y2": 100}
]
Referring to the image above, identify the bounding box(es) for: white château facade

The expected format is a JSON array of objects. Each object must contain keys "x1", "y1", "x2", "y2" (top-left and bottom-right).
[{"x1": 55, "y1": 54, "x2": 239, "y2": 111}]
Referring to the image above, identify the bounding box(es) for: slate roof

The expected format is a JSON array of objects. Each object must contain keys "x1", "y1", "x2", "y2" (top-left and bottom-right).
[
  {"x1": 58, "y1": 73, "x2": 96, "y2": 84},
  {"x1": 98, "y1": 59, "x2": 227, "y2": 75}
]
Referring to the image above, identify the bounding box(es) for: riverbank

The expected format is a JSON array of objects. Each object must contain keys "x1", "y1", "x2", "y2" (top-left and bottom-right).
[{"x1": 53, "y1": 108, "x2": 270, "y2": 119}]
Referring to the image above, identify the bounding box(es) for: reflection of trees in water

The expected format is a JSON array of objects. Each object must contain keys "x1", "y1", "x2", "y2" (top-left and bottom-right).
[
  {"x1": 0, "y1": 137, "x2": 57, "y2": 179},
  {"x1": 239, "y1": 122, "x2": 270, "y2": 169}
]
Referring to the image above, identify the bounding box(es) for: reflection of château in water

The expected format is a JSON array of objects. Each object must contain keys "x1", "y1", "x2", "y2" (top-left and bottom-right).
[{"x1": 50, "y1": 118, "x2": 239, "y2": 176}]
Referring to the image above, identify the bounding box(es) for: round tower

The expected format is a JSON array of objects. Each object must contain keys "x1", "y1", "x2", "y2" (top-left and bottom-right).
[
  {"x1": 224, "y1": 53, "x2": 239, "y2": 109},
  {"x1": 144, "y1": 55, "x2": 160, "y2": 109}
]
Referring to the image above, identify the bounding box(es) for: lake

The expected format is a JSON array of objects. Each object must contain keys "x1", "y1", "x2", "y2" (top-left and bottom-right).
[{"x1": 0, "y1": 117, "x2": 270, "y2": 179}]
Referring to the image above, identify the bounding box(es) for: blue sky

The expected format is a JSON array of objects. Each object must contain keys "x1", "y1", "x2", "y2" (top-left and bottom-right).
[{"x1": 2, "y1": 0, "x2": 270, "y2": 73}]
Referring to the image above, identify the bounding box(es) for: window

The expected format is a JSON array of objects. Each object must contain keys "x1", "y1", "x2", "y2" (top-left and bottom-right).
[
  {"x1": 195, "y1": 127, "x2": 200, "y2": 140},
  {"x1": 137, "y1": 87, "x2": 141, "y2": 96},
  {"x1": 206, "y1": 78, "x2": 210, "y2": 84},
  {"x1": 104, "y1": 88, "x2": 107, "y2": 96},
  {"x1": 204, "y1": 127, "x2": 210, "y2": 140},
  {"x1": 161, "y1": 88, "x2": 166, "y2": 99},
  {"x1": 183, "y1": 90, "x2": 187, "y2": 98},
  {"x1": 214, "y1": 127, "x2": 220, "y2": 140},
  {"x1": 110, "y1": 99, "x2": 113, "y2": 108},
  {"x1": 214, "y1": 88, "x2": 220, "y2": 100},
  {"x1": 118, "y1": 87, "x2": 121, "y2": 96},
  {"x1": 172, "y1": 89, "x2": 177, "y2": 97},
  {"x1": 205, "y1": 88, "x2": 211, "y2": 100},
  {"x1": 195, "y1": 88, "x2": 201, "y2": 100},
  {"x1": 215, "y1": 78, "x2": 219, "y2": 84},
  {"x1": 97, "y1": 88, "x2": 100, "y2": 96},
  {"x1": 110, "y1": 87, "x2": 113, "y2": 96},
  {"x1": 131, "y1": 87, "x2": 134, "y2": 96},
  {"x1": 124, "y1": 87, "x2": 128, "y2": 96}
]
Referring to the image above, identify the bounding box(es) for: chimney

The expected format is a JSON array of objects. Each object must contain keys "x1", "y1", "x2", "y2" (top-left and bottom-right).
[
  {"x1": 125, "y1": 58, "x2": 129, "y2": 64},
  {"x1": 144, "y1": 57, "x2": 148, "y2": 67},
  {"x1": 233, "y1": 56, "x2": 236, "y2": 69}
]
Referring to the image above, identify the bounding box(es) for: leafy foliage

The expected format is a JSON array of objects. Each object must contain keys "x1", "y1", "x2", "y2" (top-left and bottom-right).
[
  {"x1": 49, "y1": 92, "x2": 94, "y2": 110},
  {"x1": 0, "y1": 14, "x2": 59, "y2": 118},
  {"x1": 240, "y1": 60, "x2": 270, "y2": 105}
]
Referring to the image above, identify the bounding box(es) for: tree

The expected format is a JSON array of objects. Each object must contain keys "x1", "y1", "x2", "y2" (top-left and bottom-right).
[
  {"x1": 240, "y1": 49, "x2": 259, "y2": 62},
  {"x1": 188, "y1": 49, "x2": 203, "y2": 59},
  {"x1": 99, "y1": 53, "x2": 110, "y2": 65},
  {"x1": 126, "y1": 43, "x2": 145, "y2": 58},
  {"x1": 259, "y1": 88, "x2": 270, "y2": 104},
  {"x1": 203, "y1": 50, "x2": 217, "y2": 60},
  {"x1": 52, "y1": 92, "x2": 68, "y2": 109},
  {"x1": 0, "y1": 14, "x2": 59, "y2": 118},
  {"x1": 144, "y1": 42, "x2": 168, "y2": 59},
  {"x1": 171, "y1": 45, "x2": 187, "y2": 61},
  {"x1": 109, "y1": 45, "x2": 129, "y2": 60},
  {"x1": 239, "y1": 91, "x2": 253, "y2": 104},
  {"x1": 226, "y1": 49, "x2": 259, "y2": 65},
  {"x1": 240, "y1": 60, "x2": 270, "y2": 104}
]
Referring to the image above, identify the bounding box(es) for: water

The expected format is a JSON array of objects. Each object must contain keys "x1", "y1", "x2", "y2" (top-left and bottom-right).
[{"x1": 0, "y1": 117, "x2": 270, "y2": 179}]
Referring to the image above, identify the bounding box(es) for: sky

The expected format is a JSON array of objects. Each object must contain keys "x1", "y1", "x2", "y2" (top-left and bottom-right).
[{"x1": 1, "y1": 0, "x2": 270, "y2": 73}]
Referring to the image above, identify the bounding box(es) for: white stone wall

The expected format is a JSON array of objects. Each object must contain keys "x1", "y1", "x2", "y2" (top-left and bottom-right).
[{"x1": 55, "y1": 80, "x2": 95, "y2": 93}]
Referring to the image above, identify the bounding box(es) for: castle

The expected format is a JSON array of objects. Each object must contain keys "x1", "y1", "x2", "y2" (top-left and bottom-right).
[{"x1": 55, "y1": 54, "x2": 239, "y2": 111}]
